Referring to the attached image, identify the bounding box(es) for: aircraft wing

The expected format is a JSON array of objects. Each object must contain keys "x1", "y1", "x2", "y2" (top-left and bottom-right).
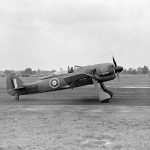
[{"x1": 64, "y1": 73, "x2": 93, "y2": 88}]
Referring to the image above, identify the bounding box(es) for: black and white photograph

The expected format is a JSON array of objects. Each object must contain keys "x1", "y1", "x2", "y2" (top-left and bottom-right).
[{"x1": 0, "y1": 0, "x2": 150, "y2": 149}]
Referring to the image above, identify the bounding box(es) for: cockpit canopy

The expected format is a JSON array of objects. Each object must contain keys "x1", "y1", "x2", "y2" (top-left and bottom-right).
[{"x1": 40, "y1": 65, "x2": 82, "y2": 80}]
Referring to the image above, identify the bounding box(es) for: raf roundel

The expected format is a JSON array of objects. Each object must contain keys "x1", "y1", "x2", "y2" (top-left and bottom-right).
[{"x1": 49, "y1": 78, "x2": 59, "y2": 88}]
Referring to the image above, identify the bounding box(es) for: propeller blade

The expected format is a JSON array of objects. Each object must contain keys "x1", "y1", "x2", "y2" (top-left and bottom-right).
[
  {"x1": 113, "y1": 66, "x2": 120, "y2": 81},
  {"x1": 112, "y1": 56, "x2": 117, "y2": 67},
  {"x1": 117, "y1": 72, "x2": 120, "y2": 82},
  {"x1": 112, "y1": 56, "x2": 121, "y2": 82}
]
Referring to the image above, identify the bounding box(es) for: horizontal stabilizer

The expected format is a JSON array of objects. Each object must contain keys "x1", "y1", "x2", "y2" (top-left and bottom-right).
[{"x1": 13, "y1": 87, "x2": 26, "y2": 90}]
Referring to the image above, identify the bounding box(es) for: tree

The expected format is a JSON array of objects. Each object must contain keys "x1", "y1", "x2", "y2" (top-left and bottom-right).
[
  {"x1": 142, "y1": 66, "x2": 149, "y2": 74},
  {"x1": 24, "y1": 68, "x2": 32, "y2": 74},
  {"x1": 21, "y1": 68, "x2": 37, "y2": 77},
  {"x1": 137, "y1": 67, "x2": 143, "y2": 74},
  {"x1": 128, "y1": 68, "x2": 137, "y2": 74},
  {"x1": 4, "y1": 70, "x2": 12, "y2": 76}
]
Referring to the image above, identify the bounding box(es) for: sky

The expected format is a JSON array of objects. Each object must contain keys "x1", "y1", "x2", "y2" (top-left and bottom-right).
[{"x1": 0, "y1": 0, "x2": 150, "y2": 70}]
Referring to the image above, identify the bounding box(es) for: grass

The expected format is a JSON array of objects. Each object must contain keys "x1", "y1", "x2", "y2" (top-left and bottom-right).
[
  {"x1": 0, "y1": 105, "x2": 150, "y2": 150},
  {"x1": 106, "y1": 74, "x2": 150, "y2": 87},
  {"x1": 0, "y1": 74, "x2": 150, "y2": 149}
]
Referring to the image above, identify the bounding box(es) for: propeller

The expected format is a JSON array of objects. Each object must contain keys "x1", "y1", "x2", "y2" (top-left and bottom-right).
[{"x1": 112, "y1": 56, "x2": 123, "y2": 82}]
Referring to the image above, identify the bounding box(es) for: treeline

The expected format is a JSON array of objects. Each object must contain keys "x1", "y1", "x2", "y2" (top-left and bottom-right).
[
  {"x1": 3, "y1": 68, "x2": 56, "y2": 77},
  {"x1": 1, "y1": 65, "x2": 150, "y2": 77},
  {"x1": 122, "y1": 66, "x2": 149, "y2": 75}
]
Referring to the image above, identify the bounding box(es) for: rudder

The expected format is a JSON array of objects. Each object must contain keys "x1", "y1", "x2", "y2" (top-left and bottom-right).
[{"x1": 6, "y1": 73, "x2": 24, "y2": 96}]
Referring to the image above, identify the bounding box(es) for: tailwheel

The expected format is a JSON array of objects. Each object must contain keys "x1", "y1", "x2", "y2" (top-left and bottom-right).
[{"x1": 15, "y1": 95, "x2": 19, "y2": 101}]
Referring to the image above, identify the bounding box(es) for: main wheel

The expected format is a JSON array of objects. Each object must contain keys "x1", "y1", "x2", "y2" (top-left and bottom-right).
[
  {"x1": 105, "y1": 89, "x2": 113, "y2": 98},
  {"x1": 101, "y1": 99, "x2": 110, "y2": 103}
]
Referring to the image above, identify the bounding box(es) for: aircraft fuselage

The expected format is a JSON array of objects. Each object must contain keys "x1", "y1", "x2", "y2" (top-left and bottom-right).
[{"x1": 15, "y1": 63, "x2": 116, "y2": 96}]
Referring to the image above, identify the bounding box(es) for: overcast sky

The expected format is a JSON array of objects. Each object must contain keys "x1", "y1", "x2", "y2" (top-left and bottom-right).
[{"x1": 0, "y1": 0, "x2": 150, "y2": 70}]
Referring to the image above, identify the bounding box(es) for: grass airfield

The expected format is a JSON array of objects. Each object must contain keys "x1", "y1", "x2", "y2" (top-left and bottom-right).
[{"x1": 0, "y1": 75, "x2": 150, "y2": 149}]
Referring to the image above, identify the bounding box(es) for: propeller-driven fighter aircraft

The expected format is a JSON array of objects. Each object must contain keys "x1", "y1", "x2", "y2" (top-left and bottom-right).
[{"x1": 6, "y1": 57, "x2": 123, "y2": 102}]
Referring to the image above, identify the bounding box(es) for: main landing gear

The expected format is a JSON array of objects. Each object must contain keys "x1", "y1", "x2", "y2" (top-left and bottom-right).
[
  {"x1": 92, "y1": 79, "x2": 113, "y2": 103},
  {"x1": 100, "y1": 83, "x2": 113, "y2": 103}
]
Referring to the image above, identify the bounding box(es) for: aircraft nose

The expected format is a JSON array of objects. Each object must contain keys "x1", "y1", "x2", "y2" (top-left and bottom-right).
[{"x1": 115, "y1": 66, "x2": 123, "y2": 73}]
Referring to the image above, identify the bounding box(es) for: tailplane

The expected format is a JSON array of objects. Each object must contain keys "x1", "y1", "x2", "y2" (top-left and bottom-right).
[{"x1": 6, "y1": 73, "x2": 24, "y2": 96}]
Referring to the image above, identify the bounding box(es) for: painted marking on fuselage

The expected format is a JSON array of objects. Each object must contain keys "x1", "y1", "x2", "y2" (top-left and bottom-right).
[
  {"x1": 13, "y1": 79, "x2": 18, "y2": 88},
  {"x1": 49, "y1": 78, "x2": 60, "y2": 89}
]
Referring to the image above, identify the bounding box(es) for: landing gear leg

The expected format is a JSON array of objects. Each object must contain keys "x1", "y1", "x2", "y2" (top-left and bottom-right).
[
  {"x1": 15, "y1": 95, "x2": 19, "y2": 101},
  {"x1": 92, "y1": 79, "x2": 111, "y2": 102},
  {"x1": 100, "y1": 83, "x2": 113, "y2": 103}
]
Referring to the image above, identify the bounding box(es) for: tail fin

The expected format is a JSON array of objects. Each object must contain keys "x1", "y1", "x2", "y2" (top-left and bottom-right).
[{"x1": 6, "y1": 73, "x2": 24, "y2": 96}]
